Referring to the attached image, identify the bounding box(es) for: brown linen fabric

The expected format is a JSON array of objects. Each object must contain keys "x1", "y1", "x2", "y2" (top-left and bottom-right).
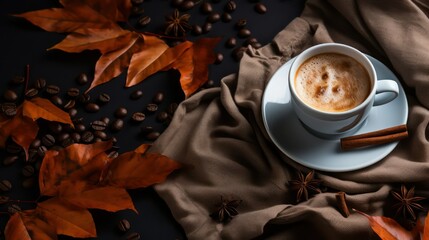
[{"x1": 152, "y1": 0, "x2": 429, "y2": 239}]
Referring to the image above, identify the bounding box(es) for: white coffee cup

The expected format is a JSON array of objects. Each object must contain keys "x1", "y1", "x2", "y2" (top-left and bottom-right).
[{"x1": 289, "y1": 43, "x2": 399, "y2": 138}]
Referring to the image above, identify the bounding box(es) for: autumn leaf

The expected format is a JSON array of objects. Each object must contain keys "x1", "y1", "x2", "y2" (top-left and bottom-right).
[
  {"x1": 104, "y1": 144, "x2": 181, "y2": 189},
  {"x1": 5, "y1": 210, "x2": 57, "y2": 240},
  {"x1": 60, "y1": 0, "x2": 132, "y2": 22},
  {"x1": 22, "y1": 97, "x2": 73, "y2": 125},
  {"x1": 424, "y1": 212, "x2": 429, "y2": 240}
]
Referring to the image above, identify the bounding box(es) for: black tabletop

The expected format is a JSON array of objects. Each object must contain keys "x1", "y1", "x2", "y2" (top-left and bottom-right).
[{"x1": 0, "y1": 1, "x2": 304, "y2": 239}]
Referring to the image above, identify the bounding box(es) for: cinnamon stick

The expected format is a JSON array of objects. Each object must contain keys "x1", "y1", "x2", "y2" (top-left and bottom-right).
[
  {"x1": 335, "y1": 191, "x2": 350, "y2": 218},
  {"x1": 340, "y1": 124, "x2": 408, "y2": 151}
]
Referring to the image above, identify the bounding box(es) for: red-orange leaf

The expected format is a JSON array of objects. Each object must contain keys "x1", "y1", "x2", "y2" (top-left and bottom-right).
[
  {"x1": 59, "y1": 180, "x2": 137, "y2": 213},
  {"x1": 5, "y1": 210, "x2": 57, "y2": 240},
  {"x1": 22, "y1": 97, "x2": 73, "y2": 125},
  {"x1": 126, "y1": 40, "x2": 193, "y2": 87},
  {"x1": 39, "y1": 141, "x2": 113, "y2": 196},
  {"x1": 105, "y1": 150, "x2": 181, "y2": 189},
  {"x1": 423, "y1": 211, "x2": 429, "y2": 240},
  {"x1": 60, "y1": 0, "x2": 131, "y2": 22},
  {"x1": 37, "y1": 198, "x2": 97, "y2": 238}
]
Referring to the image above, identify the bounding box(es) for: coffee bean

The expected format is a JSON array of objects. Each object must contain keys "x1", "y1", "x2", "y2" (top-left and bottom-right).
[
  {"x1": 35, "y1": 77, "x2": 47, "y2": 89},
  {"x1": 30, "y1": 138, "x2": 42, "y2": 149},
  {"x1": 192, "y1": 25, "x2": 203, "y2": 35},
  {"x1": 125, "y1": 232, "x2": 140, "y2": 240},
  {"x1": 243, "y1": 37, "x2": 258, "y2": 47},
  {"x1": 3, "y1": 90, "x2": 18, "y2": 102},
  {"x1": 61, "y1": 137, "x2": 75, "y2": 147},
  {"x1": 207, "y1": 12, "x2": 221, "y2": 23},
  {"x1": 101, "y1": 117, "x2": 110, "y2": 125},
  {"x1": 254, "y1": 3, "x2": 267, "y2": 14},
  {"x1": 131, "y1": 5, "x2": 144, "y2": 15},
  {"x1": 63, "y1": 99, "x2": 76, "y2": 110},
  {"x1": 232, "y1": 47, "x2": 247, "y2": 61},
  {"x1": 78, "y1": 93, "x2": 91, "y2": 104},
  {"x1": 69, "y1": 108, "x2": 78, "y2": 118},
  {"x1": 22, "y1": 177, "x2": 35, "y2": 189},
  {"x1": 156, "y1": 111, "x2": 169, "y2": 122},
  {"x1": 201, "y1": 2, "x2": 213, "y2": 14},
  {"x1": 131, "y1": 112, "x2": 146, "y2": 122},
  {"x1": 67, "y1": 88, "x2": 80, "y2": 98},
  {"x1": 152, "y1": 92, "x2": 164, "y2": 104},
  {"x1": 131, "y1": 0, "x2": 144, "y2": 5},
  {"x1": 48, "y1": 122, "x2": 63, "y2": 134},
  {"x1": 37, "y1": 146, "x2": 47, "y2": 158},
  {"x1": 98, "y1": 93, "x2": 110, "y2": 104},
  {"x1": 140, "y1": 126, "x2": 154, "y2": 135},
  {"x1": 75, "y1": 123, "x2": 86, "y2": 133},
  {"x1": 202, "y1": 22, "x2": 212, "y2": 33},
  {"x1": 91, "y1": 120, "x2": 108, "y2": 131},
  {"x1": 221, "y1": 12, "x2": 232, "y2": 22},
  {"x1": 56, "y1": 132, "x2": 70, "y2": 143},
  {"x1": 215, "y1": 53, "x2": 223, "y2": 64},
  {"x1": 81, "y1": 131, "x2": 94, "y2": 143},
  {"x1": 42, "y1": 134, "x2": 56, "y2": 147},
  {"x1": 146, "y1": 131, "x2": 160, "y2": 140},
  {"x1": 110, "y1": 119, "x2": 124, "y2": 132},
  {"x1": 25, "y1": 88, "x2": 39, "y2": 98},
  {"x1": 3, "y1": 155, "x2": 18, "y2": 166},
  {"x1": 235, "y1": 19, "x2": 247, "y2": 29},
  {"x1": 181, "y1": 0, "x2": 195, "y2": 11},
  {"x1": 50, "y1": 95, "x2": 63, "y2": 107},
  {"x1": 93, "y1": 131, "x2": 107, "y2": 140},
  {"x1": 130, "y1": 90, "x2": 143, "y2": 100},
  {"x1": 85, "y1": 103, "x2": 100, "y2": 113},
  {"x1": 6, "y1": 142, "x2": 22, "y2": 154},
  {"x1": 22, "y1": 165, "x2": 35, "y2": 177},
  {"x1": 238, "y1": 28, "x2": 251, "y2": 38},
  {"x1": 118, "y1": 219, "x2": 131, "y2": 232},
  {"x1": 2, "y1": 103, "x2": 17, "y2": 117},
  {"x1": 251, "y1": 42, "x2": 262, "y2": 49},
  {"x1": 225, "y1": 37, "x2": 237, "y2": 48},
  {"x1": 0, "y1": 195, "x2": 10, "y2": 204},
  {"x1": 171, "y1": 0, "x2": 184, "y2": 7},
  {"x1": 46, "y1": 85, "x2": 60, "y2": 95},
  {"x1": 167, "y1": 102, "x2": 178, "y2": 116},
  {"x1": 204, "y1": 80, "x2": 215, "y2": 88},
  {"x1": 70, "y1": 132, "x2": 81, "y2": 143},
  {"x1": 0, "y1": 180, "x2": 12, "y2": 192},
  {"x1": 8, "y1": 204, "x2": 21, "y2": 214},
  {"x1": 76, "y1": 73, "x2": 89, "y2": 85},
  {"x1": 138, "y1": 16, "x2": 151, "y2": 27},
  {"x1": 107, "y1": 150, "x2": 119, "y2": 158},
  {"x1": 27, "y1": 149, "x2": 38, "y2": 163},
  {"x1": 115, "y1": 107, "x2": 128, "y2": 118},
  {"x1": 146, "y1": 103, "x2": 158, "y2": 112},
  {"x1": 224, "y1": 0, "x2": 237, "y2": 12},
  {"x1": 11, "y1": 75, "x2": 25, "y2": 85}
]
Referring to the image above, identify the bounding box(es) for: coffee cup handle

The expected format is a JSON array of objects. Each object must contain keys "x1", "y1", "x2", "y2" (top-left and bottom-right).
[{"x1": 374, "y1": 80, "x2": 399, "y2": 106}]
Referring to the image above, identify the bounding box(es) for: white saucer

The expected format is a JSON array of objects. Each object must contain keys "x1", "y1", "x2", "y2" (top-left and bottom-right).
[{"x1": 261, "y1": 55, "x2": 408, "y2": 172}]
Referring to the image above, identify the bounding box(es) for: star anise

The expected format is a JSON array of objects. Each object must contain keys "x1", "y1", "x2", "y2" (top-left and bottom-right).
[
  {"x1": 210, "y1": 196, "x2": 242, "y2": 223},
  {"x1": 164, "y1": 9, "x2": 191, "y2": 37},
  {"x1": 391, "y1": 184, "x2": 425, "y2": 220},
  {"x1": 288, "y1": 170, "x2": 322, "y2": 203}
]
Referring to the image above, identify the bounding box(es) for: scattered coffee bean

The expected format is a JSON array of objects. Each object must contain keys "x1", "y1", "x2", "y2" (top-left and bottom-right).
[
  {"x1": 131, "y1": 0, "x2": 144, "y2": 5},
  {"x1": 3, "y1": 155, "x2": 18, "y2": 166},
  {"x1": 243, "y1": 37, "x2": 258, "y2": 46},
  {"x1": 192, "y1": 25, "x2": 203, "y2": 35},
  {"x1": 91, "y1": 120, "x2": 108, "y2": 131},
  {"x1": 232, "y1": 46, "x2": 247, "y2": 61},
  {"x1": 57, "y1": 132, "x2": 70, "y2": 143},
  {"x1": 107, "y1": 150, "x2": 119, "y2": 158},
  {"x1": 140, "y1": 126, "x2": 154, "y2": 135},
  {"x1": 221, "y1": 12, "x2": 232, "y2": 22},
  {"x1": 27, "y1": 149, "x2": 38, "y2": 163},
  {"x1": 204, "y1": 79, "x2": 215, "y2": 88},
  {"x1": 101, "y1": 117, "x2": 110, "y2": 125},
  {"x1": 225, "y1": 37, "x2": 237, "y2": 48},
  {"x1": 130, "y1": 90, "x2": 143, "y2": 100},
  {"x1": 125, "y1": 232, "x2": 141, "y2": 240},
  {"x1": 81, "y1": 131, "x2": 95, "y2": 143},
  {"x1": 131, "y1": 5, "x2": 144, "y2": 16},
  {"x1": 46, "y1": 85, "x2": 60, "y2": 95},
  {"x1": 11, "y1": 75, "x2": 25, "y2": 85},
  {"x1": 201, "y1": 2, "x2": 213, "y2": 14},
  {"x1": 118, "y1": 219, "x2": 131, "y2": 232},
  {"x1": 98, "y1": 93, "x2": 110, "y2": 104},
  {"x1": 70, "y1": 132, "x2": 81, "y2": 143},
  {"x1": 156, "y1": 111, "x2": 169, "y2": 122},
  {"x1": 67, "y1": 88, "x2": 80, "y2": 98},
  {"x1": 25, "y1": 88, "x2": 39, "y2": 98},
  {"x1": 251, "y1": 42, "x2": 262, "y2": 49},
  {"x1": 224, "y1": 0, "x2": 237, "y2": 12},
  {"x1": 37, "y1": 146, "x2": 47, "y2": 158},
  {"x1": 167, "y1": 102, "x2": 178, "y2": 116},
  {"x1": 0, "y1": 195, "x2": 10, "y2": 204},
  {"x1": 85, "y1": 103, "x2": 100, "y2": 113},
  {"x1": 42, "y1": 134, "x2": 56, "y2": 147},
  {"x1": 254, "y1": 3, "x2": 267, "y2": 14},
  {"x1": 181, "y1": 0, "x2": 195, "y2": 11},
  {"x1": 6, "y1": 142, "x2": 22, "y2": 154},
  {"x1": 61, "y1": 137, "x2": 75, "y2": 147},
  {"x1": 8, "y1": 204, "x2": 21, "y2": 214},
  {"x1": 31, "y1": 138, "x2": 42, "y2": 149},
  {"x1": 215, "y1": 52, "x2": 224, "y2": 64},
  {"x1": 63, "y1": 99, "x2": 76, "y2": 110},
  {"x1": 146, "y1": 103, "x2": 158, "y2": 112},
  {"x1": 207, "y1": 12, "x2": 221, "y2": 23},
  {"x1": 2, "y1": 103, "x2": 17, "y2": 117},
  {"x1": 75, "y1": 123, "x2": 86, "y2": 133},
  {"x1": 35, "y1": 77, "x2": 47, "y2": 89},
  {"x1": 76, "y1": 73, "x2": 89, "y2": 85},
  {"x1": 78, "y1": 93, "x2": 91, "y2": 104},
  {"x1": 110, "y1": 119, "x2": 124, "y2": 132},
  {"x1": 114, "y1": 107, "x2": 128, "y2": 118},
  {"x1": 238, "y1": 28, "x2": 251, "y2": 38},
  {"x1": 3, "y1": 90, "x2": 18, "y2": 102},
  {"x1": 146, "y1": 131, "x2": 160, "y2": 140},
  {"x1": 50, "y1": 95, "x2": 63, "y2": 106},
  {"x1": 235, "y1": 19, "x2": 247, "y2": 29},
  {"x1": 171, "y1": 0, "x2": 184, "y2": 7},
  {"x1": 48, "y1": 122, "x2": 63, "y2": 134},
  {"x1": 94, "y1": 130, "x2": 108, "y2": 140},
  {"x1": 152, "y1": 92, "x2": 164, "y2": 104},
  {"x1": 22, "y1": 177, "x2": 36, "y2": 189},
  {"x1": 0, "y1": 180, "x2": 12, "y2": 192},
  {"x1": 22, "y1": 165, "x2": 35, "y2": 177},
  {"x1": 131, "y1": 112, "x2": 146, "y2": 122},
  {"x1": 138, "y1": 15, "x2": 151, "y2": 27},
  {"x1": 202, "y1": 22, "x2": 212, "y2": 33}
]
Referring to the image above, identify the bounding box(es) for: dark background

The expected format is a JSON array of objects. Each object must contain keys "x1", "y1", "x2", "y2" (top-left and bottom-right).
[{"x1": 0, "y1": 0, "x2": 304, "y2": 239}]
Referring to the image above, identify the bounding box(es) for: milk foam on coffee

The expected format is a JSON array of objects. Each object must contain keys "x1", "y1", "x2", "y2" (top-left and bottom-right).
[{"x1": 294, "y1": 53, "x2": 371, "y2": 112}]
